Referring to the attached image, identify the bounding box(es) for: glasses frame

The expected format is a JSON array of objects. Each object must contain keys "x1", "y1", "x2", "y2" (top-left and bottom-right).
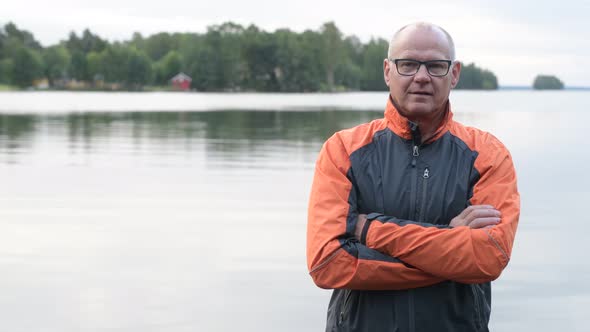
[{"x1": 389, "y1": 58, "x2": 453, "y2": 77}]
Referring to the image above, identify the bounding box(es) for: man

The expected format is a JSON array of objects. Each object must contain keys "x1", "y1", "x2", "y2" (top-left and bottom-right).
[{"x1": 306, "y1": 22, "x2": 520, "y2": 332}]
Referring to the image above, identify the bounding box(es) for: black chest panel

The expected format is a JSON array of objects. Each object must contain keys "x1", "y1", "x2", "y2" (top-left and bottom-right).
[{"x1": 350, "y1": 130, "x2": 478, "y2": 225}]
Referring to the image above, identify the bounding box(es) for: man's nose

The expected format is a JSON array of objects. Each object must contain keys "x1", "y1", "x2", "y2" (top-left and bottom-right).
[{"x1": 413, "y1": 64, "x2": 431, "y2": 82}]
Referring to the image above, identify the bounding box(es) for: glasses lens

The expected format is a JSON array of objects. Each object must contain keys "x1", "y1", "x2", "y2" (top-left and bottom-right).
[
  {"x1": 426, "y1": 61, "x2": 450, "y2": 76},
  {"x1": 396, "y1": 60, "x2": 420, "y2": 75}
]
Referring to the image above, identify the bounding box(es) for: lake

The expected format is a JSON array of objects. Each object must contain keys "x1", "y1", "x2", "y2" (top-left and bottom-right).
[{"x1": 0, "y1": 91, "x2": 588, "y2": 331}]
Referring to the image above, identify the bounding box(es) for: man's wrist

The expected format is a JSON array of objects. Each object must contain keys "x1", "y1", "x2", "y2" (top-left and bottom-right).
[
  {"x1": 354, "y1": 214, "x2": 367, "y2": 241},
  {"x1": 360, "y1": 217, "x2": 373, "y2": 245}
]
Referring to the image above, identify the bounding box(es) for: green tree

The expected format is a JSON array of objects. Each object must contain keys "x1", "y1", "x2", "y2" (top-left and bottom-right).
[
  {"x1": 273, "y1": 29, "x2": 301, "y2": 91},
  {"x1": 42, "y1": 45, "x2": 71, "y2": 85},
  {"x1": 455, "y1": 63, "x2": 498, "y2": 90},
  {"x1": 130, "y1": 32, "x2": 145, "y2": 50},
  {"x1": 65, "y1": 29, "x2": 106, "y2": 54},
  {"x1": 333, "y1": 36, "x2": 363, "y2": 91},
  {"x1": 12, "y1": 46, "x2": 44, "y2": 87},
  {"x1": 4, "y1": 22, "x2": 42, "y2": 50},
  {"x1": 187, "y1": 42, "x2": 215, "y2": 91},
  {"x1": 69, "y1": 50, "x2": 88, "y2": 80},
  {"x1": 0, "y1": 25, "x2": 6, "y2": 59},
  {"x1": 154, "y1": 50, "x2": 184, "y2": 85},
  {"x1": 188, "y1": 22, "x2": 246, "y2": 91},
  {"x1": 0, "y1": 23, "x2": 43, "y2": 86},
  {"x1": 96, "y1": 44, "x2": 127, "y2": 83},
  {"x1": 241, "y1": 25, "x2": 279, "y2": 91},
  {"x1": 0, "y1": 58, "x2": 14, "y2": 84},
  {"x1": 91, "y1": 44, "x2": 153, "y2": 89},
  {"x1": 136, "y1": 32, "x2": 178, "y2": 61},
  {"x1": 335, "y1": 61, "x2": 362, "y2": 90},
  {"x1": 86, "y1": 51, "x2": 103, "y2": 81},
  {"x1": 272, "y1": 29, "x2": 323, "y2": 92},
  {"x1": 319, "y1": 22, "x2": 344, "y2": 91},
  {"x1": 532, "y1": 75, "x2": 564, "y2": 90},
  {"x1": 126, "y1": 47, "x2": 153, "y2": 89},
  {"x1": 176, "y1": 33, "x2": 204, "y2": 64},
  {"x1": 177, "y1": 33, "x2": 205, "y2": 88},
  {"x1": 211, "y1": 22, "x2": 247, "y2": 90},
  {"x1": 360, "y1": 38, "x2": 388, "y2": 91}
]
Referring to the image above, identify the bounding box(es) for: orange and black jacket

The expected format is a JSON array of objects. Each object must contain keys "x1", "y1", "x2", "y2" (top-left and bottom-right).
[{"x1": 307, "y1": 97, "x2": 520, "y2": 332}]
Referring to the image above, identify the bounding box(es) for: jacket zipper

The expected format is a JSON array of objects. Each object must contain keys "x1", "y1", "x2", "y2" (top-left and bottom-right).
[
  {"x1": 409, "y1": 145, "x2": 418, "y2": 217},
  {"x1": 338, "y1": 289, "x2": 353, "y2": 325},
  {"x1": 418, "y1": 167, "x2": 430, "y2": 223},
  {"x1": 408, "y1": 289, "x2": 415, "y2": 332},
  {"x1": 409, "y1": 122, "x2": 421, "y2": 332},
  {"x1": 471, "y1": 285, "x2": 483, "y2": 329}
]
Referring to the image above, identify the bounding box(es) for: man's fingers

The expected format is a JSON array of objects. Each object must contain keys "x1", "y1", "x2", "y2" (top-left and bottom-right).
[
  {"x1": 450, "y1": 205, "x2": 499, "y2": 228},
  {"x1": 458, "y1": 205, "x2": 487, "y2": 218},
  {"x1": 469, "y1": 205, "x2": 495, "y2": 209},
  {"x1": 464, "y1": 207, "x2": 500, "y2": 224},
  {"x1": 469, "y1": 217, "x2": 501, "y2": 229}
]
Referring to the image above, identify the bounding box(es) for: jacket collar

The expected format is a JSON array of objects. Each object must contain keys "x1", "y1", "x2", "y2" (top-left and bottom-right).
[{"x1": 384, "y1": 95, "x2": 454, "y2": 143}]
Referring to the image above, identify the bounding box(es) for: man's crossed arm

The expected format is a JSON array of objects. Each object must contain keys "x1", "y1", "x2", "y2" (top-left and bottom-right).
[{"x1": 306, "y1": 131, "x2": 520, "y2": 290}]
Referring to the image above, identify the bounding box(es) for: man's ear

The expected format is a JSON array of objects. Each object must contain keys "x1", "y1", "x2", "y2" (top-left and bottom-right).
[
  {"x1": 450, "y1": 61, "x2": 461, "y2": 88},
  {"x1": 383, "y1": 58, "x2": 391, "y2": 87}
]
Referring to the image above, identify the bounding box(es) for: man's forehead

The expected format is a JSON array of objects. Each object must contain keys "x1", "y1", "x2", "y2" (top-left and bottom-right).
[
  {"x1": 395, "y1": 23, "x2": 451, "y2": 43},
  {"x1": 391, "y1": 27, "x2": 452, "y2": 59}
]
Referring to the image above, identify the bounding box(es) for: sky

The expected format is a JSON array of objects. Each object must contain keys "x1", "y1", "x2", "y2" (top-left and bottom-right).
[{"x1": 3, "y1": 0, "x2": 589, "y2": 86}]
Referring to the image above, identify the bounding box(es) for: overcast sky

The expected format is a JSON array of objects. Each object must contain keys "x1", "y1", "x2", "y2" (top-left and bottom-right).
[{"x1": 4, "y1": 0, "x2": 589, "y2": 86}]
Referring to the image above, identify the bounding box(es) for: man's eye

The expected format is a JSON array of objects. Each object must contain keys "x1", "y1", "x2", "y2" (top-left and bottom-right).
[{"x1": 400, "y1": 62, "x2": 417, "y2": 69}]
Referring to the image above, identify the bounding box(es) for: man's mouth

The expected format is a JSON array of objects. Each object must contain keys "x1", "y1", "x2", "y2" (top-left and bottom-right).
[{"x1": 410, "y1": 91, "x2": 432, "y2": 95}]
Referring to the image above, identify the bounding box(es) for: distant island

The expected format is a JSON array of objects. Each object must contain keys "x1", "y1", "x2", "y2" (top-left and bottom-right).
[
  {"x1": 1, "y1": 21, "x2": 499, "y2": 92},
  {"x1": 533, "y1": 75, "x2": 564, "y2": 90}
]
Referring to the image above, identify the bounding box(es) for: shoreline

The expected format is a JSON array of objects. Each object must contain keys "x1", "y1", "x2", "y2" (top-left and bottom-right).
[{"x1": 0, "y1": 90, "x2": 587, "y2": 114}]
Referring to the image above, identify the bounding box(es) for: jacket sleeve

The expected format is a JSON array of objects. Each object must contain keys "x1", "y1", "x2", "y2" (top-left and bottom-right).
[
  {"x1": 362, "y1": 135, "x2": 520, "y2": 284},
  {"x1": 307, "y1": 134, "x2": 444, "y2": 290}
]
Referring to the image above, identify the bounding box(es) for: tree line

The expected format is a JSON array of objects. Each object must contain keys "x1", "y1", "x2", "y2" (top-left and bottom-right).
[{"x1": 0, "y1": 21, "x2": 499, "y2": 91}]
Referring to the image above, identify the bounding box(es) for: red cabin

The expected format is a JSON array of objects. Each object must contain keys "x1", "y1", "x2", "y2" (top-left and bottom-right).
[{"x1": 170, "y1": 72, "x2": 192, "y2": 91}]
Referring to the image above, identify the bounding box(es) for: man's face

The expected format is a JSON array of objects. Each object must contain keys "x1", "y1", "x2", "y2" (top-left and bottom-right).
[{"x1": 384, "y1": 27, "x2": 461, "y2": 121}]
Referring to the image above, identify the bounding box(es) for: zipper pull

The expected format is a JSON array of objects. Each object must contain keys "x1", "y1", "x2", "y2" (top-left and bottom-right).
[
  {"x1": 411, "y1": 146, "x2": 419, "y2": 167},
  {"x1": 423, "y1": 168, "x2": 430, "y2": 178}
]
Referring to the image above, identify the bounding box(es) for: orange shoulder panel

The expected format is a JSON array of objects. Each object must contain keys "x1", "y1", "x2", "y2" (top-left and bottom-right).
[
  {"x1": 449, "y1": 122, "x2": 520, "y2": 261},
  {"x1": 307, "y1": 118, "x2": 386, "y2": 270}
]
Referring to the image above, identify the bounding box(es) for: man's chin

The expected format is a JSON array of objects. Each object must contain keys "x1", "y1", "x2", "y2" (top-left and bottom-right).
[{"x1": 403, "y1": 104, "x2": 436, "y2": 117}]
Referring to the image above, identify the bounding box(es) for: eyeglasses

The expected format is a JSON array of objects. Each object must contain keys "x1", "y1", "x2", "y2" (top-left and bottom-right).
[{"x1": 389, "y1": 58, "x2": 453, "y2": 77}]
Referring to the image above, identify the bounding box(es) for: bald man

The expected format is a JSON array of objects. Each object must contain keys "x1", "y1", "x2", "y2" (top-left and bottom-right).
[{"x1": 307, "y1": 23, "x2": 520, "y2": 332}]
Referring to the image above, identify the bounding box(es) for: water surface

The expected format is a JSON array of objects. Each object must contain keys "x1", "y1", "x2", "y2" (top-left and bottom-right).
[{"x1": 0, "y1": 91, "x2": 588, "y2": 331}]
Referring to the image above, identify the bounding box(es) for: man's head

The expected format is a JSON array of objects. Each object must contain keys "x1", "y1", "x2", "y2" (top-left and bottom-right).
[{"x1": 384, "y1": 22, "x2": 461, "y2": 123}]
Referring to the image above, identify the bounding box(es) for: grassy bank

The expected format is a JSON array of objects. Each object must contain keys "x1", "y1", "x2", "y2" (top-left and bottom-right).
[{"x1": 0, "y1": 84, "x2": 18, "y2": 91}]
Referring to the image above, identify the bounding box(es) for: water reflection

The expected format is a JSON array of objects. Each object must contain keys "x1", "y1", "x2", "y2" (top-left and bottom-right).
[
  {"x1": 0, "y1": 110, "x2": 384, "y2": 165},
  {"x1": 0, "y1": 115, "x2": 37, "y2": 158}
]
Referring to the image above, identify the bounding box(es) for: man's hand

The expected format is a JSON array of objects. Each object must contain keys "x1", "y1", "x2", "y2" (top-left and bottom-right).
[{"x1": 450, "y1": 205, "x2": 501, "y2": 229}]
